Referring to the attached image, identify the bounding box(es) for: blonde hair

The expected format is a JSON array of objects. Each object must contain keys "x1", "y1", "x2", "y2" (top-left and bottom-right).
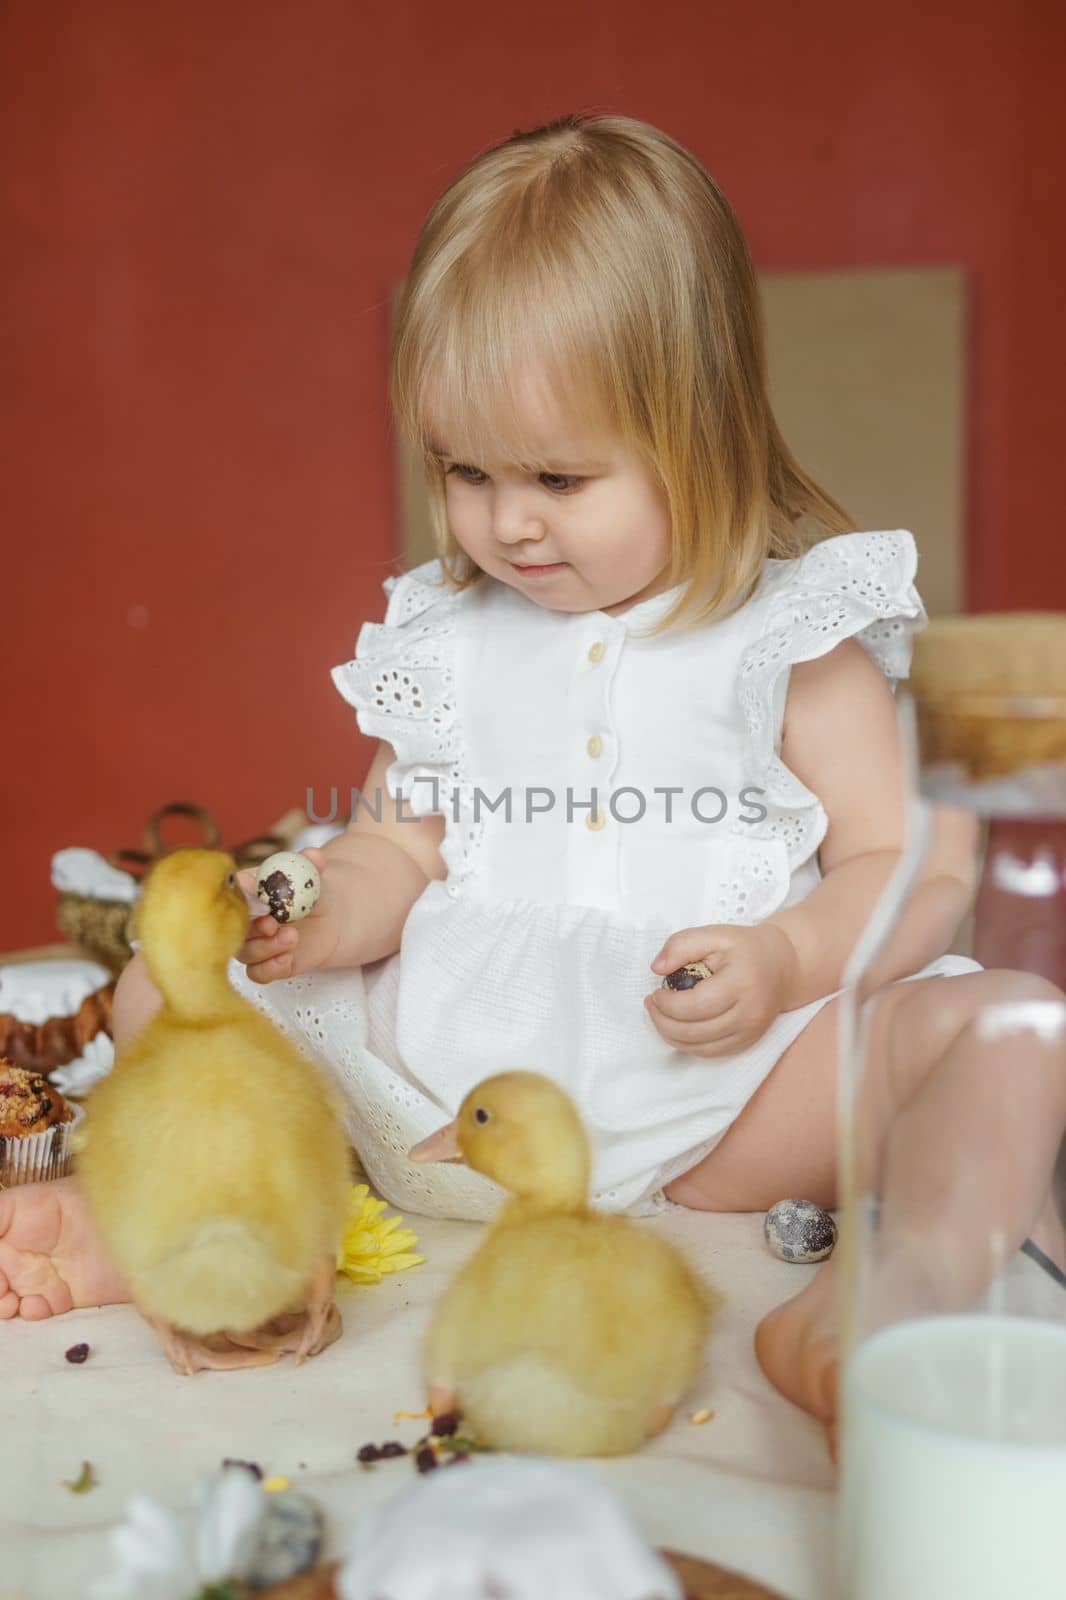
[{"x1": 390, "y1": 113, "x2": 853, "y2": 632}]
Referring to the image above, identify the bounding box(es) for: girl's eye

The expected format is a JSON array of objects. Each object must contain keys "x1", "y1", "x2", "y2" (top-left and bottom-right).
[{"x1": 444, "y1": 464, "x2": 582, "y2": 494}]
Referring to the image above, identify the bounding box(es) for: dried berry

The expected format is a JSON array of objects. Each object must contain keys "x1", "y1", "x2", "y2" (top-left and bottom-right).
[
  {"x1": 357, "y1": 1444, "x2": 382, "y2": 1463},
  {"x1": 64, "y1": 1343, "x2": 90, "y2": 1364},
  {"x1": 415, "y1": 1446, "x2": 438, "y2": 1474},
  {"x1": 379, "y1": 1441, "x2": 407, "y2": 1458},
  {"x1": 221, "y1": 1458, "x2": 263, "y2": 1479},
  {"x1": 431, "y1": 1410, "x2": 460, "y2": 1437}
]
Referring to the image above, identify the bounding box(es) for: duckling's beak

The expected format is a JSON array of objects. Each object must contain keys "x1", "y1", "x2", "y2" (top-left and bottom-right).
[
  {"x1": 240, "y1": 884, "x2": 268, "y2": 917},
  {"x1": 408, "y1": 1121, "x2": 462, "y2": 1164}
]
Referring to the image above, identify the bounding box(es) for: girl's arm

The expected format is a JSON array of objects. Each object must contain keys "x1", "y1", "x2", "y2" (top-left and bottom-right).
[
  {"x1": 647, "y1": 640, "x2": 979, "y2": 1056},
  {"x1": 318, "y1": 739, "x2": 448, "y2": 968},
  {"x1": 239, "y1": 740, "x2": 447, "y2": 981},
  {"x1": 765, "y1": 640, "x2": 980, "y2": 1008}
]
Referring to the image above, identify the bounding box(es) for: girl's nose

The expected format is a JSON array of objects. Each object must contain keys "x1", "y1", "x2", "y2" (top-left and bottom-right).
[{"x1": 492, "y1": 486, "x2": 546, "y2": 545}]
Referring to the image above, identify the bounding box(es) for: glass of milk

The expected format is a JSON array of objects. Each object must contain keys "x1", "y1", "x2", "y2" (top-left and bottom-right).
[{"x1": 837, "y1": 621, "x2": 1066, "y2": 1600}]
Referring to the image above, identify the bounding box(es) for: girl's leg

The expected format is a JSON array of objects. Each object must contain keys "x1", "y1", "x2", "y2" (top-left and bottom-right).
[
  {"x1": 0, "y1": 954, "x2": 162, "y2": 1319},
  {"x1": 665, "y1": 969, "x2": 1066, "y2": 1448}
]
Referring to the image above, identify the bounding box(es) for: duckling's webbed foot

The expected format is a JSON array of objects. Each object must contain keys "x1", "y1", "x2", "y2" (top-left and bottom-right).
[
  {"x1": 224, "y1": 1301, "x2": 342, "y2": 1361},
  {"x1": 223, "y1": 1255, "x2": 342, "y2": 1366},
  {"x1": 146, "y1": 1316, "x2": 283, "y2": 1375}
]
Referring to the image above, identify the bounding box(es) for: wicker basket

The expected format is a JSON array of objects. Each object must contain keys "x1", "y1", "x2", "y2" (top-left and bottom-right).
[
  {"x1": 54, "y1": 893, "x2": 136, "y2": 978},
  {"x1": 55, "y1": 803, "x2": 298, "y2": 975}
]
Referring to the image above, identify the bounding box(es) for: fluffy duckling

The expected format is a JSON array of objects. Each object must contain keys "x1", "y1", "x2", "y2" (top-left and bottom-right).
[
  {"x1": 77, "y1": 848, "x2": 350, "y2": 1375},
  {"x1": 409, "y1": 1071, "x2": 719, "y2": 1456}
]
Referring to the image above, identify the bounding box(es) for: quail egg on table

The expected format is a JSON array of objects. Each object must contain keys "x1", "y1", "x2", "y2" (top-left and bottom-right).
[
  {"x1": 254, "y1": 851, "x2": 321, "y2": 923},
  {"x1": 763, "y1": 1198, "x2": 837, "y2": 1263}
]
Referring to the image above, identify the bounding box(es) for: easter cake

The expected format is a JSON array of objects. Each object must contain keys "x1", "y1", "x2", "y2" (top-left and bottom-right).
[{"x1": 0, "y1": 959, "x2": 115, "y2": 1076}]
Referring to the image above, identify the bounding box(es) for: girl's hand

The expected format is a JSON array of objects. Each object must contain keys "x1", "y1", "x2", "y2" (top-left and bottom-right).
[
  {"x1": 644, "y1": 923, "x2": 799, "y2": 1058},
  {"x1": 236, "y1": 847, "x2": 340, "y2": 983}
]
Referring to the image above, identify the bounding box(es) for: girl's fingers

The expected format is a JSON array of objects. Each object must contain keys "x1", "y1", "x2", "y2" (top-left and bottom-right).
[
  {"x1": 649, "y1": 981, "x2": 735, "y2": 1024},
  {"x1": 241, "y1": 931, "x2": 296, "y2": 966},
  {"x1": 644, "y1": 997, "x2": 742, "y2": 1045},
  {"x1": 688, "y1": 1032, "x2": 747, "y2": 1059},
  {"x1": 246, "y1": 951, "x2": 294, "y2": 984}
]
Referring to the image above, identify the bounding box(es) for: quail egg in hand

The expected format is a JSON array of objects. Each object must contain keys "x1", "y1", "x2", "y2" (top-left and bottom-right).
[
  {"x1": 661, "y1": 961, "x2": 712, "y2": 991},
  {"x1": 254, "y1": 851, "x2": 321, "y2": 923}
]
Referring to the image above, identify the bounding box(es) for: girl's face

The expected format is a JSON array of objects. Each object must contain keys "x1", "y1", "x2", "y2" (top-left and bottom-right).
[{"x1": 427, "y1": 379, "x2": 674, "y2": 617}]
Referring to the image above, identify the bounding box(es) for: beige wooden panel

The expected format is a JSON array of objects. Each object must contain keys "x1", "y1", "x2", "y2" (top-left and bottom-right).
[
  {"x1": 760, "y1": 267, "x2": 966, "y2": 616},
  {"x1": 393, "y1": 268, "x2": 967, "y2": 615}
]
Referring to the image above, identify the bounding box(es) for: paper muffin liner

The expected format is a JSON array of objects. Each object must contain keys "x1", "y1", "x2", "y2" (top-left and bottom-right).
[{"x1": 0, "y1": 1100, "x2": 85, "y2": 1187}]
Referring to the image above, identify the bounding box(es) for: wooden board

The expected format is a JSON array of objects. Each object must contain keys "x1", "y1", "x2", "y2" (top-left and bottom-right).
[{"x1": 261, "y1": 1551, "x2": 787, "y2": 1598}]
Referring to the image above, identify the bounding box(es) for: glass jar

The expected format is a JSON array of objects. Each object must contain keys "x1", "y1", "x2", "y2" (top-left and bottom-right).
[{"x1": 837, "y1": 616, "x2": 1066, "y2": 1600}]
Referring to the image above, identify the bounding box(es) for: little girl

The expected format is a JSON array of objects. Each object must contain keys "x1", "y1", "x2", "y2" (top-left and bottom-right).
[{"x1": 3, "y1": 115, "x2": 1065, "y2": 1444}]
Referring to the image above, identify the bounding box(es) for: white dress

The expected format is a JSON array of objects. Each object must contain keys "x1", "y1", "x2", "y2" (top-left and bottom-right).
[{"x1": 228, "y1": 530, "x2": 981, "y2": 1219}]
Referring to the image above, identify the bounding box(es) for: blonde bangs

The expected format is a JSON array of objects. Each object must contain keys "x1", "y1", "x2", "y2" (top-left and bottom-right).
[{"x1": 412, "y1": 288, "x2": 619, "y2": 478}]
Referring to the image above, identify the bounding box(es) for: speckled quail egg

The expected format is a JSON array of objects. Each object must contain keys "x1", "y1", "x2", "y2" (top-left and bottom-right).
[
  {"x1": 254, "y1": 851, "x2": 321, "y2": 923},
  {"x1": 661, "y1": 961, "x2": 712, "y2": 991},
  {"x1": 763, "y1": 1198, "x2": 837, "y2": 1263}
]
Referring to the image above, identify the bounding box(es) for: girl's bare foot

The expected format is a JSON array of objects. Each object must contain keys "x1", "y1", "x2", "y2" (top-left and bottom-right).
[
  {"x1": 754, "y1": 1256, "x2": 842, "y2": 1461},
  {"x1": 0, "y1": 1177, "x2": 129, "y2": 1320}
]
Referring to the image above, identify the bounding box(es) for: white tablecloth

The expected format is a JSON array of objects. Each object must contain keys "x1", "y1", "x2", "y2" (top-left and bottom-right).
[{"x1": 1, "y1": 1209, "x2": 838, "y2": 1599}]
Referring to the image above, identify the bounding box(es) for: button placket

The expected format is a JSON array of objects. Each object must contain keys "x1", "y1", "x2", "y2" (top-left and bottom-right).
[{"x1": 568, "y1": 623, "x2": 622, "y2": 902}]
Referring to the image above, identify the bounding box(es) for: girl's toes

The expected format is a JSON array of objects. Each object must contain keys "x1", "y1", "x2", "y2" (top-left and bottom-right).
[
  {"x1": 0, "y1": 1284, "x2": 19, "y2": 1319},
  {"x1": 18, "y1": 1291, "x2": 60, "y2": 1321}
]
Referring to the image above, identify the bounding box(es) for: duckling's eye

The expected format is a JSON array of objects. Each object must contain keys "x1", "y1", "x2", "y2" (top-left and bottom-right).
[
  {"x1": 225, "y1": 872, "x2": 236, "y2": 890},
  {"x1": 474, "y1": 1107, "x2": 491, "y2": 1124}
]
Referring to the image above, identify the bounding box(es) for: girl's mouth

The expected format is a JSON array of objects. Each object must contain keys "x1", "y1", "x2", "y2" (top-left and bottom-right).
[{"x1": 512, "y1": 561, "x2": 569, "y2": 577}]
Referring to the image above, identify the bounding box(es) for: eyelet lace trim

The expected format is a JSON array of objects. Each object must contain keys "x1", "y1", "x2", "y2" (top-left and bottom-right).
[
  {"x1": 726, "y1": 530, "x2": 926, "y2": 919},
  {"x1": 331, "y1": 560, "x2": 484, "y2": 896}
]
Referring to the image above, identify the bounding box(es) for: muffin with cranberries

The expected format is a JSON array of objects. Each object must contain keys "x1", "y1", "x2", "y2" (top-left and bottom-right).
[{"x1": 0, "y1": 1058, "x2": 83, "y2": 1185}]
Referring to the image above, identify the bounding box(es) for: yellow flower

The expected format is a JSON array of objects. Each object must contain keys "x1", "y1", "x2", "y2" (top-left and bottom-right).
[{"x1": 336, "y1": 1183, "x2": 426, "y2": 1286}]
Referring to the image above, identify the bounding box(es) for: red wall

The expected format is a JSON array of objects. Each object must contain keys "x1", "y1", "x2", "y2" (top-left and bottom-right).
[{"x1": 4, "y1": 0, "x2": 1064, "y2": 947}]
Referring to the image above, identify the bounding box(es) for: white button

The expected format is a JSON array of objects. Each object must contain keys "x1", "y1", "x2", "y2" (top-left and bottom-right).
[
  {"x1": 586, "y1": 811, "x2": 606, "y2": 831},
  {"x1": 586, "y1": 734, "x2": 603, "y2": 758},
  {"x1": 587, "y1": 640, "x2": 605, "y2": 663}
]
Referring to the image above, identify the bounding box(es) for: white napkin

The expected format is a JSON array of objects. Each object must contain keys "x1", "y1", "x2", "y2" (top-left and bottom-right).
[
  {"x1": 337, "y1": 1456, "x2": 683, "y2": 1600},
  {"x1": 51, "y1": 847, "x2": 141, "y2": 903},
  {"x1": 88, "y1": 1467, "x2": 267, "y2": 1600},
  {"x1": 49, "y1": 1029, "x2": 116, "y2": 1097}
]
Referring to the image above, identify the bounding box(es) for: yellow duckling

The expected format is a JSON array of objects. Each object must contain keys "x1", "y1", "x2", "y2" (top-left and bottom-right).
[
  {"x1": 409, "y1": 1070, "x2": 719, "y2": 1456},
  {"x1": 78, "y1": 848, "x2": 350, "y2": 1375}
]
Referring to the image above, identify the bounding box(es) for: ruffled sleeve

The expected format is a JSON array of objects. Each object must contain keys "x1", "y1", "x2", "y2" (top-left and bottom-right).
[
  {"x1": 330, "y1": 559, "x2": 462, "y2": 819},
  {"x1": 726, "y1": 530, "x2": 927, "y2": 911}
]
